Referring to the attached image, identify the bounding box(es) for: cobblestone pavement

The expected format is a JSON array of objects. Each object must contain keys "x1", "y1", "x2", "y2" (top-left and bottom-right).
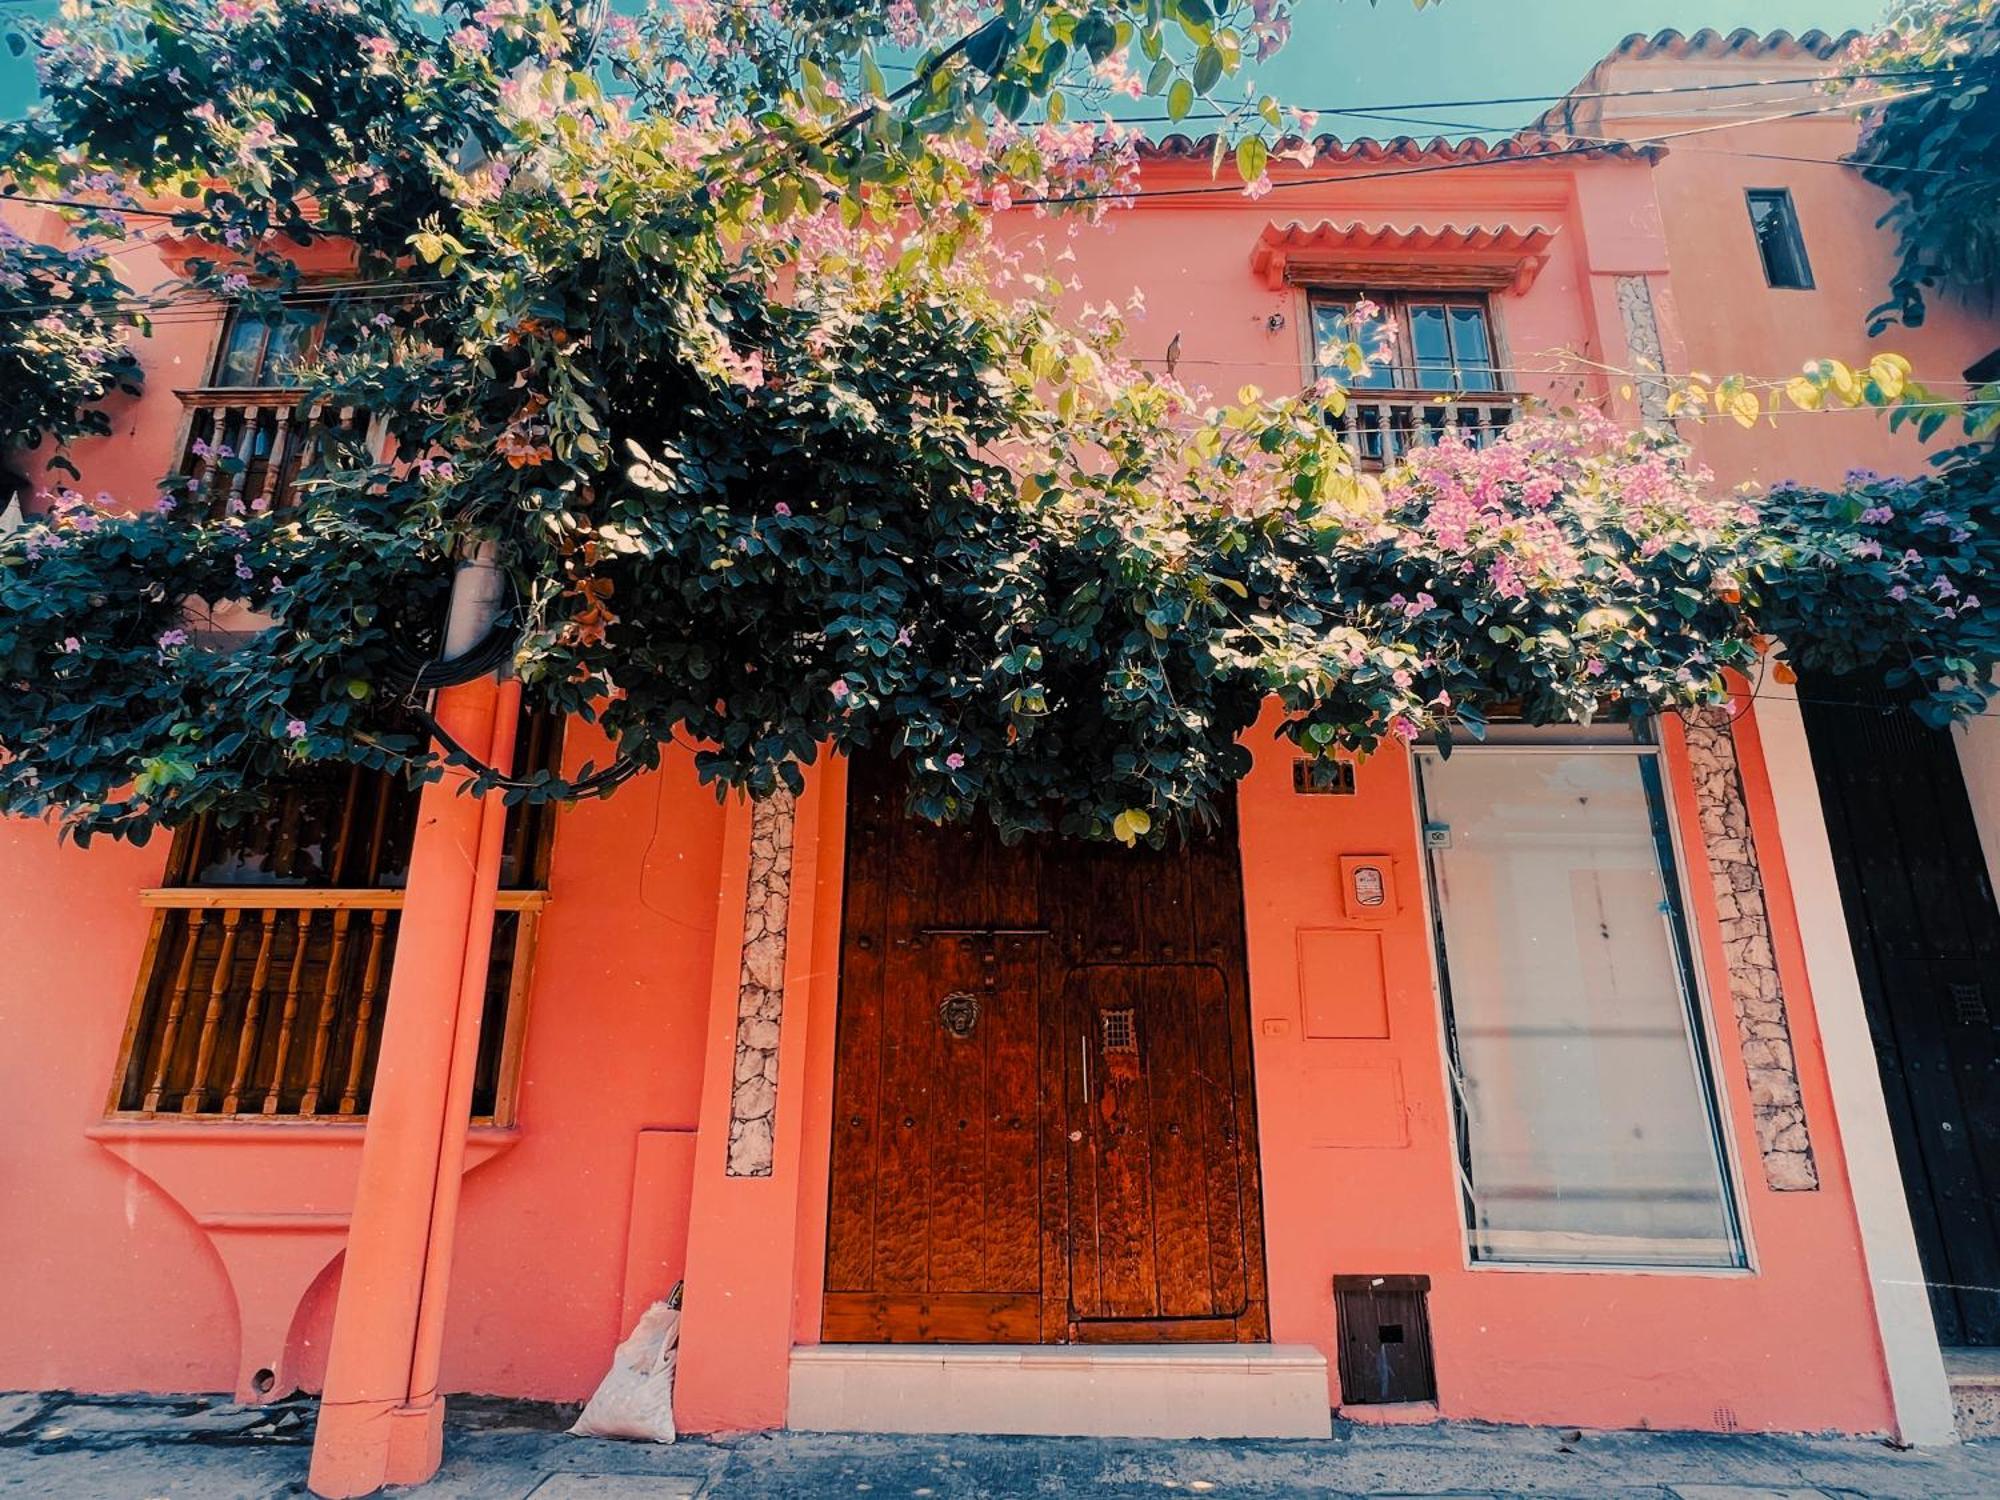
[{"x1": 4, "y1": 1393, "x2": 1999, "y2": 1499}]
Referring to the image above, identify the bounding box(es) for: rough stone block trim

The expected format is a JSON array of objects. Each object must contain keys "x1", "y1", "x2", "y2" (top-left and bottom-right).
[
  {"x1": 727, "y1": 787, "x2": 796, "y2": 1178},
  {"x1": 1615, "y1": 275, "x2": 1672, "y2": 427},
  {"x1": 1684, "y1": 708, "x2": 1820, "y2": 1191}
]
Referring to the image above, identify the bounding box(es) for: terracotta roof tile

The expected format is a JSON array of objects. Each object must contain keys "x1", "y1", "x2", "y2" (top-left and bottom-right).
[
  {"x1": 1138, "y1": 132, "x2": 1659, "y2": 166},
  {"x1": 1249, "y1": 220, "x2": 1560, "y2": 292},
  {"x1": 1607, "y1": 27, "x2": 1862, "y2": 62}
]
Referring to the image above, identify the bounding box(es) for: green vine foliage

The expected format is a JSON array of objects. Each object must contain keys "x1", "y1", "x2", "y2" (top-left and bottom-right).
[
  {"x1": 0, "y1": 0, "x2": 1994, "y2": 849},
  {"x1": 1758, "y1": 448, "x2": 2000, "y2": 721},
  {"x1": 0, "y1": 224, "x2": 143, "y2": 472},
  {"x1": 1840, "y1": 0, "x2": 2000, "y2": 333}
]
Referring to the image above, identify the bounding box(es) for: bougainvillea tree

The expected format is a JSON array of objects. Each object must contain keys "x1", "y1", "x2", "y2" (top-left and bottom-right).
[
  {"x1": 1837, "y1": 0, "x2": 2000, "y2": 333},
  {"x1": 0, "y1": 0, "x2": 1988, "y2": 849}
]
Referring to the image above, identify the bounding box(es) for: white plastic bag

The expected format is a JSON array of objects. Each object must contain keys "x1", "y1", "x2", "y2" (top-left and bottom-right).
[{"x1": 568, "y1": 1298, "x2": 680, "y2": 1443}]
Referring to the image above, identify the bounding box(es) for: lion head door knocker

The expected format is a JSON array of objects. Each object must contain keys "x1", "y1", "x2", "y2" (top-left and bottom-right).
[{"x1": 938, "y1": 990, "x2": 981, "y2": 1040}]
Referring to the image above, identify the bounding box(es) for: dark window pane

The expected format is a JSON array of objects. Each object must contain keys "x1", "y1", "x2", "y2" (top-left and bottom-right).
[
  {"x1": 1449, "y1": 306, "x2": 1498, "y2": 391},
  {"x1": 262, "y1": 312, "x2": 318, "y2": 382},
  {"x1": 215, "y1": 316, "x2": 269, "y2": 386},
  {"x1": 1313, "y1": 301, "x2": 1395, "y2": 389},
  {"x1": 213, "y1": 307, "x2": 325, "y2": 387},
  {"x1": 1748, "y1": 191, "x2": 1813, "y2": 290},
  {"x1": 1409, "y1": 304, "x2": 1451, "y2": 385}
]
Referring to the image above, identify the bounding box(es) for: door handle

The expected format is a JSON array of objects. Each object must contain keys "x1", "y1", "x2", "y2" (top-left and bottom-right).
[{"x1": 1081, "y1": 1035, "x2": 1091, "y2": 1105}]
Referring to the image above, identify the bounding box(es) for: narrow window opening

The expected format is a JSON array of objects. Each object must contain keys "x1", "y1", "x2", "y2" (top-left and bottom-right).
[{"x1": 1747, "y1": 190, "x2": 1814, "y2": 290}]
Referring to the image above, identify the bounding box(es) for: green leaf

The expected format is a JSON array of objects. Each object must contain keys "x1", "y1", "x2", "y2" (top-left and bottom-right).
[
  {"x1": 1235, "y1": 135, "x2": 1268, "y2": 184},
  {"x1": 1191, "y1": 44, "x2": 1224, "y2": 95},
  {"x1": 962, "y1": 17, "x2": 1014, "y2": 76}
]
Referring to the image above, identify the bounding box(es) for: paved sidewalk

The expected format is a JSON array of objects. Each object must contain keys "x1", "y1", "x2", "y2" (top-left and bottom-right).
[{"x1": 4, "y1": 1392, "x2": 1998, "y2": 1499}]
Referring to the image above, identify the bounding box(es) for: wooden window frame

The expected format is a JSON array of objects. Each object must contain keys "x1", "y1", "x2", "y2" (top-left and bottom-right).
[
  {"x1": 207, "y1": 300, "x2": 334, "y2": 391},
  {"x1": 105, "y1": 712, "x2": 561, "y2": 1127},
  {"x1": 1308, "y1": 288, "x2": 1511, "y2": 396},
  {"x1": 1745, "y1": 189, "x2": 1815, "y2": 292}
]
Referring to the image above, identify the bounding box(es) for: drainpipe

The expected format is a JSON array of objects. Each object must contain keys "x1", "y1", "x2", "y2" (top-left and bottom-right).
[{"x1": 308, "y1": 543, "x2": 516, "y2": 1498}]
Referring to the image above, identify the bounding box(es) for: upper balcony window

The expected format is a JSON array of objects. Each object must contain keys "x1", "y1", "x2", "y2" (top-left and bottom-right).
[
  {"x1": 172, "y1": 300, "x2": 366, "y2": 520},
  {"x1": 1309, "y1": 290, "x2": 1516, "y2": 462},
  {"x1": 1746, "y1": 190, "x2": 1814, "y2": 291},
  {"x1": 1312, "y1": 291, "x2": 1502, "y2": 393},
  {"x1": 211, "y1": 303, "x2": 328, "y2": 388}
]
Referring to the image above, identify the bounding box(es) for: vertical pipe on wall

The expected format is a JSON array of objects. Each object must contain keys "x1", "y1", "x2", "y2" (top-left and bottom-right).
[
  {"x1": 305, "y1": 674, "x2": 508, "y2": 1498},
  {"x1": 407, "y1": 678, "x2": 521, "y2": 1403}
]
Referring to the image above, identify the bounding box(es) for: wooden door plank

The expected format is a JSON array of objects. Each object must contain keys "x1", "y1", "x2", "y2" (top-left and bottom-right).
[
  {"x1": 1038, "y1": 938, "x2": 1073, "y2": 1345},
  {"x1": 926, "y1": 933, "x2": 993, "y2": 1290},
  {"x1": 1078, "y1": 966, "x2": 1162, "y2": 1319},
  {"x1": 820, "y1": 1291, "x2": 1041, "y2": 1344},
  {"x1": 985, "y1": 934, "x2": 1044, "y2": 1294},
  {"x1": 825, "y1": 778, "x2": 889, "y2": 1293},
  {"x1": 874, "y1": 919, "x2": 938, "y2": 1292},
  {"x1": 1059, "y1": 966, "x2": 1105, "y2": 1323},
  {"x1": 1145, "y1": 965, "x2": 1221, "y2": 1319}
]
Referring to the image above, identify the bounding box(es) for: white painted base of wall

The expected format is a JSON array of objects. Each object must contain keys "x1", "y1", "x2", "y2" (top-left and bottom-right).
[{"x1": 788, "y1": 1344, "x2": 1333, "y2": 1440}]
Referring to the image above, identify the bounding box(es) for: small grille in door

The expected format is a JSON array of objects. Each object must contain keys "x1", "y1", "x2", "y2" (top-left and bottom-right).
[
  {"x1": 1952, "y1": 982, "x2": 1990, "y2": 1027},
  {"x1": 1101, "y1": 1007, "x2": 1137, "y2": 1055}
]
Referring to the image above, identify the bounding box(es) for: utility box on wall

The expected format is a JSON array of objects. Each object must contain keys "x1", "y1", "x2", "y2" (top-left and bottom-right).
[{"x1": 1333, "y1": 1274, "x2": 1437, "y2": 1405}]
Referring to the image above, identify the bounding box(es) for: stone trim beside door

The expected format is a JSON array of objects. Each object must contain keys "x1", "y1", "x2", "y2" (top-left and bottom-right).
[
  {"x1": 1684, "y1": 708, "x2": 1820, "y2": 1192},
  {"x1": 727, "y1": 787, "x2": 796, "y2": 1178}
]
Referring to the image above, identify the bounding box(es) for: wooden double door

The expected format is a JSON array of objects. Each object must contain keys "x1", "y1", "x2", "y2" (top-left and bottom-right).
[
  {"x1": 822, "y1": 755, "x2": 1271, "y2": 1345},
  {"x1": 1802, "y1": 675, "x2": 2000, "y2": 1346}
]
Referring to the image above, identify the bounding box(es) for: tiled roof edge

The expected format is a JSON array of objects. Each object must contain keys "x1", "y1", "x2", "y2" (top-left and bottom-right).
[
  {"x1": 1608, "y1": 27, "x2": 1863, "y2": 61},
  {"x1": 1137, "y1": 132, "x2": 1661, "y2": 165}
]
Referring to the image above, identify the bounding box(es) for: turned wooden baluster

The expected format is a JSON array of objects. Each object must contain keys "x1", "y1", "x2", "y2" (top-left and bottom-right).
[
  {"x1": 143, "y1": 911, "x2": 207, "y2": 1112},
  {"x1": 181, "y1": 908, "x2": 245, "y2": 1113},
  {"x1": 299, "y1": 908, "x2": 354, "y2": 1115},
  {"x1": 338, "y1": 910, "x2": 393, "y2": 1115},
  {"x1": 252, "y1": 405, "x2": 293, "y2": 512},
  {"x1": 262, "y1": 910, "x2": 317, "y2": 1114},
  {"x1": 220, "y1": 911, "x2": 280, "y2": 1114},
  {"x1": 222, "y1": 407, "x2": 255, "y2": 516}
]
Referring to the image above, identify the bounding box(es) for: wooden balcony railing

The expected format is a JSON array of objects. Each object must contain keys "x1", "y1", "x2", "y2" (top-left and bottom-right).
[
  {"x1": 170, "y1": 388, "x2": 378, "y2": 522},
  {"x1": 109, "y1": 887, "x2": 544, "y2": 1125},
  {"x1": 1336, "y1": 391, "x2": 1521, "y2": 466}
]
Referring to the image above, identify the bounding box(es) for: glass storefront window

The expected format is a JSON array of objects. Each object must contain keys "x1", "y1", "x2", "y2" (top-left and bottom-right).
[{"x1": 1415, "y1": 735, "x2": 1746, "y2": 1269}]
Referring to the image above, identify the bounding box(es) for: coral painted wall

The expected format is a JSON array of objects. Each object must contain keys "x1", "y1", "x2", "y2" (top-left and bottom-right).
[{"x1": 0, "y1": 728, "x2": 729, "y2": 1401}]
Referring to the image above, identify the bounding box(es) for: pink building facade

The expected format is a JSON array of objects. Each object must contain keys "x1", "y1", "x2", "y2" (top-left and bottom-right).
[{"x1": 2, "y1": 28, "x2": 1996, "y2": 1488}]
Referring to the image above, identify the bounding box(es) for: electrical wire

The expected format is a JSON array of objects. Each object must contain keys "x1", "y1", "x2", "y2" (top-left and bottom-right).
[
  {"x1": 990, "y1": 82, "x2": 1957, "y2": 209},
  {"x1": 1105, "y1": 70, "x2": 1954, "y2": 128}
]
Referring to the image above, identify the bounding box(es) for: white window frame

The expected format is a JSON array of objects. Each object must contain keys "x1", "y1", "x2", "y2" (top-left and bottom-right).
[{"x1": 1409, "y1": 722, "x2": 1754, "y2": 1275}]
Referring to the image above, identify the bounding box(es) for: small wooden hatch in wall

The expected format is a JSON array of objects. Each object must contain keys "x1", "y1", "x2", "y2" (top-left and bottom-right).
[{"x1": 1333, "y1": 1274, "x2": 1437, "y2": 1405}]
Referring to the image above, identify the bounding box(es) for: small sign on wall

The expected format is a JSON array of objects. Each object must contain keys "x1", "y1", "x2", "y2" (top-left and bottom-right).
[{"x1": 1339, "y1": 855, "x2": 1398, "y2": 922}]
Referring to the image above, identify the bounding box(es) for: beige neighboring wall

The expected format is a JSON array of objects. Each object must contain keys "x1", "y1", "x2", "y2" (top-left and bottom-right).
[{"x1": 1548, "y1": 28, "x2": 2000, "y2": 492}]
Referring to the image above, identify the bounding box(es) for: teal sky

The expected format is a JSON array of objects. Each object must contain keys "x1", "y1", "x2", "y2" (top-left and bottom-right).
[{"x1": 1, "y1": 0, "x2": 1894, "y2": 129}]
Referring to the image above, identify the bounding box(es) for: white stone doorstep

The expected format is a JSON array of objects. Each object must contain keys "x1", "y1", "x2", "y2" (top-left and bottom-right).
[{"x1": 788, "y1": 1343, "x2": 1333, "y2": 1440}]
